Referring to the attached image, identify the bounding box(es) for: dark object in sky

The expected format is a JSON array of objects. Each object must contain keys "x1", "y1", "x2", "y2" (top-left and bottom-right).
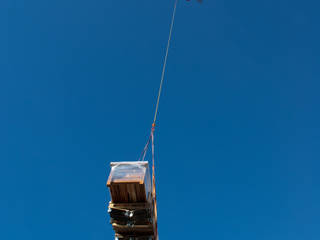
[{"x1": 186, "y1": 0, "x2": 203, "y2": 3}]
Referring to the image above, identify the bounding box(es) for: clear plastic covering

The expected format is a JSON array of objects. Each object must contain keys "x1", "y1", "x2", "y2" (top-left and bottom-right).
[{"x1": 108, "y1": 161, "x2": 152, "y2": 203}]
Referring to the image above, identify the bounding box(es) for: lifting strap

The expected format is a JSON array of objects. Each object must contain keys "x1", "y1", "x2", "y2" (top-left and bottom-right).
[{"x1": 151, "y1": 126, "x2": 157, "y2": 240}]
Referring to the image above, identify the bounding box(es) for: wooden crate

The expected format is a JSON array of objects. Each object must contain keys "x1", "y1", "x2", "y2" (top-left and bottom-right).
[{"x1": 107, "y1": 162, "x2": 151, "y2": 203}]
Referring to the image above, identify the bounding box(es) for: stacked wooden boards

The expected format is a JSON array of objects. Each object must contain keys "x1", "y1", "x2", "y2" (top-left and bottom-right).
[{"x1": 107, "y1": 162, "x2": 156, "y2": 240}]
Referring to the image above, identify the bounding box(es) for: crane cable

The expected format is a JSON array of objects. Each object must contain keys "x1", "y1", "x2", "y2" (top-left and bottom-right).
[
  {"x1": 153, "y1": 0, "x2": 178, "y2": 126},
  {"x1": 139, "y1": 0, "x2": 178, "y2": 162}
]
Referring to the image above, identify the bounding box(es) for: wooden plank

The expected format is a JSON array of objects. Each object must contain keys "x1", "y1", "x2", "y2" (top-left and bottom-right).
[
  {"x1": 129, "y1": 184, "x2": 137, "y2": 202},
  {"x1": 112, "y1": 223, "x2": 154, "y2": 235},
  {"x1": 111, "y1": 218, "x2": 151, "y2": 226},
  {"x1": 108, "y1": 178, "x2": 142, "y2": 186},
  {"x1": 115, "y1": 233, "x2": 154, "y2": 240},
  {"x1": 109, "y1": 183, "x2": 147, "y2": 203},
  {"x1": 109, "y1": 202, "x2": 151, "y2": 210}
]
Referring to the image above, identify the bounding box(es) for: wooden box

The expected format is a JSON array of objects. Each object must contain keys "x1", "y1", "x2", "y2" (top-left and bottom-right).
[{"x1": 107, "y1": 162, "x2": 151, "y2": 203}]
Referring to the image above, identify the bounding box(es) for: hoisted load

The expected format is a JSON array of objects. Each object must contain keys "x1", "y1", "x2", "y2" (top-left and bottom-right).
[{"x1": 107, "y1": 162, "x2": 156, "y2": 240}]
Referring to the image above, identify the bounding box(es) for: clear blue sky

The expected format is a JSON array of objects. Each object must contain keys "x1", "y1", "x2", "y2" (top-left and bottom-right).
[{"x1": 1, "y1": 0, "x2": 320, "y2": 239}]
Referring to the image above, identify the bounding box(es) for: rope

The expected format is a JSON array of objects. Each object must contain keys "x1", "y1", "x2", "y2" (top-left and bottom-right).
[
  {"x1": 153, "y1": 0, "x2": 178, "y2": 125},
  {"x1": 139, "y1": 0, "x2": 178, "y2": 162},
  {"x1": 139, "y1": 2, "x2": 179, "y2": 239},
  {"x1": 138, "y1": 134, "x2": 151, "y2": 162}
]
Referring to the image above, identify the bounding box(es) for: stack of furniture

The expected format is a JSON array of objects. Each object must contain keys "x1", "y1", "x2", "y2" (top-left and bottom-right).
[{"x1": 107, "y1": 162, "x2": 155, "y2": 240}]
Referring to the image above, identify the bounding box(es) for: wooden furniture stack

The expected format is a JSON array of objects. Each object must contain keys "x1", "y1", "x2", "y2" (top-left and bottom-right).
[{"x1": 107, "y1": 162, "x2": 155, "y2": 240}]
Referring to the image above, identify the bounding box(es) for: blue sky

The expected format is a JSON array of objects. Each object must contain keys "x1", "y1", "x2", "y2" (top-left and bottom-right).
[{"x1": 1, "y1": 0, "x2": 320, "y2": 239}]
